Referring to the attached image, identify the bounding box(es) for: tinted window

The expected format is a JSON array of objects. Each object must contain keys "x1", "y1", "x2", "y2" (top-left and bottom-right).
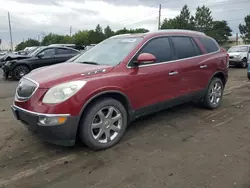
[
  {"x1": 198, "y1": 37, "x2": 219, "y2": 53},
  {"x1": 38, "y1": 48, "x2": 55, "y2": 57},
  {"x1": 171, "y1": 36, "x2": 197, "y2": 59},
  {"x1": 136, "y1": 37, "x2": 173, "y2": 64},
  {"x1": 57, "y1": 48, "x2": 77, "y2": 55},
  {"x1": 191, "y1": 39, "x2": 202, "y2": 55}
]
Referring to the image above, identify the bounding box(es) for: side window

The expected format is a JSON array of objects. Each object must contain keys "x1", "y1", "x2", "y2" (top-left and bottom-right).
[
  {"x1": 171, "y1": 36, "x2": 197, "y2": 59},
  {"x1": 198, "y1": 37, "x2": 219, "y2": 53},
  {"x1": 191, "y1": 38, "x2": 202, "y2": 55},
  {"x1": 57, "y1": 48, "x2": 69, "y2": 55},
  {"x1": 134, "y1": 37, "x2": 173, "y2": 64},
  {"x1": 38, "y1": 48, "x2": 55, "y2": 57},
  {"x1": 67, "y1": 49, "x2": 78, "y2": 54}
]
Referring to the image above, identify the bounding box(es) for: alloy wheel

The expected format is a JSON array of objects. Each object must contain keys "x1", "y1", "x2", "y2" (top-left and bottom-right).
[
  {"x1": 209, "y1": 82, "x2": 222, "y2": 105},
  {"x1": 91, "y1": 106, "x2": 123, "y2": 144}
]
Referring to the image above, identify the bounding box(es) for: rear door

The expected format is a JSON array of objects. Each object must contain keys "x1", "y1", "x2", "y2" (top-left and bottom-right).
[
  {"x1": 126, "y1": 36, "x2": 182, "y2": 109},
  {"x1": 170, "y1": 36, "x2": 203, "y2": 94},
  {"x1": 194, "y1": 36, "x2": 221, "y2": 89},
  {"x1": 54, "y1": 48, "x2": 79, "y2": 64}
]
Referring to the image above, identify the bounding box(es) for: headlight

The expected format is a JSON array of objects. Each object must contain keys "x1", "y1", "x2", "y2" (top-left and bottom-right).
[{"x1": 42, "y1": 80, "x2": 87, "y2": 104}]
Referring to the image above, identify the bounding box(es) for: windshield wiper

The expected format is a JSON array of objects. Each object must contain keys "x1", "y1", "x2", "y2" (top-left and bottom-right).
[{"x1": 78, "y1": 61, "x2": 100, "y2": 65}]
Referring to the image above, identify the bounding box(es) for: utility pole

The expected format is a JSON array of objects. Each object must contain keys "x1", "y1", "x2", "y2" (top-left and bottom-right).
[
  {"x1": 70, "y1": 26, "x2": 72, "y2": 37},
  {"x1": 158, "y1": 4, "x2": 161, "y2": 30},
  {"x1": 8, "y1": 12, "x2": 13, "y2": 51}
]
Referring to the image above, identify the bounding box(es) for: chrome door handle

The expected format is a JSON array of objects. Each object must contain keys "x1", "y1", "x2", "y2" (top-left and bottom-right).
[
  {"x1": 200, "y1": 65, "x2": 208, "y2": 69},
  {"x1": 168, "y1": 71, "x2": 178, "y2": 76}
]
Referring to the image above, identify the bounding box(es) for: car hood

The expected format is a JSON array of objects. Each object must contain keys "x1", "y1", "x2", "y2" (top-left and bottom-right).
[
  {"x1": 3, "y1": 54, "x2": 30, "y2": 61},
  {"x1": 25, "y1": 62, "x2": 114, "y2": 88},
  {"x1": 228, "y1": 52, "x2": 246, "y2": 56}
]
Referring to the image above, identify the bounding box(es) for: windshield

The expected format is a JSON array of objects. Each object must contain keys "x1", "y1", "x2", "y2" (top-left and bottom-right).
[
  {"x1": 228, "y1": 46, "x2": 248, "y2": 52},
  {"x1": 28, "y1": 47, "x2": 44, "y2": 56},
  {"x1": 73, "y1": 37, "x2": 143, "y2": 66}
]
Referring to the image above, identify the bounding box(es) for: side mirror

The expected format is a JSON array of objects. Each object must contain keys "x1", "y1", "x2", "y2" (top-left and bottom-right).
[
  {"x1": 37, "y1": 54, "x2": 44, "y2": 58},
  {"x1": 136, "y1": 53, "x2": 156, "y2": 65}
]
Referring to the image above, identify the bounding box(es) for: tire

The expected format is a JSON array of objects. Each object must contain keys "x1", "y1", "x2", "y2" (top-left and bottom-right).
[
  {"x1": 248, "y1": 72, "x2": 250, "y2": 80},
  {"x1": 79, "y1": 98, "x2": 128, "y2": 150},
  {"x1": 202, "y1": 77, "x2": 224, "y2": 109},
  {"x1": 12, "y1": 65, "x2": 30, "y2": 80},
  {"x1": 241, "y1": 59, "x2": 247, "y2": 68}
]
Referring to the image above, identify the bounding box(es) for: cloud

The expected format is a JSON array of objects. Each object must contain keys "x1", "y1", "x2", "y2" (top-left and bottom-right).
[{"x1": 0, "y1": 0, "x2": 249, "y2": 49}]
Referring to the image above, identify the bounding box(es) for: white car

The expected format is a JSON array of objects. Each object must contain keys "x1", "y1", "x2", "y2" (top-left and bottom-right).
[{"x1": 228, "y1": 45, "x2": 250, "y2": 68}]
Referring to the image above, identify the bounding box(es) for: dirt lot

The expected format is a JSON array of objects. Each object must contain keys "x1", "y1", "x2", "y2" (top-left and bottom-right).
[{"x1": 0, "y1": 68, "x2": 250, "y2": 188}]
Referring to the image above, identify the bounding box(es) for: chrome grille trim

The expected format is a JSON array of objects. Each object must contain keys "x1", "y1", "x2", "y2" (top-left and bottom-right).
[{"x1": 15, "y1": 77, "x2": 39, "y2": 102}]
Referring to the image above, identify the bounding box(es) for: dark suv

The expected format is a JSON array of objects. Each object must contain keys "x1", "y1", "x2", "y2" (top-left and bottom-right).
[{"x1": 11, "y1": 29, "x2": 228, "y2": 150}]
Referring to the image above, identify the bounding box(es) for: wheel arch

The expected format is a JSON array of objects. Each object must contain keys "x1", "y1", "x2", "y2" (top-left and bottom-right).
[
  {"x1": 78, "y1": 90, "x2": 133, "y2": 123},
  {"x1": 208, "y1": 71, "x2": 227, "y2": 87},
  {"x1": 12, "y1": 62, "x2": 31, "y2": 71}
]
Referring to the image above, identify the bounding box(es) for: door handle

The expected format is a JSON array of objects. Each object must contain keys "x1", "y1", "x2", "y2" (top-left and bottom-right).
[
  {"x1": 168, "y1": 71, "x2": 178, "y2": 76},
  {"x1": 200, "y1": 65, "x2": 208, "y2": 69}
]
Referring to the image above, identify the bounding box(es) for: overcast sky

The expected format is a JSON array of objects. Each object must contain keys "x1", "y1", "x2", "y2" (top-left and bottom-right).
[{"x1": 0, "y1": 0, "x2": 249, "y2": 49}]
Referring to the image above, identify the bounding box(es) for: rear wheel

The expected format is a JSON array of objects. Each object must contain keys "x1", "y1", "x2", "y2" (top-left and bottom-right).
[
  {"x1": 79, "y1": 98, "x2": 128, "y2": 150},
  {"x1": 12, "y1": 65, "x2": 30, "y2": 80},
  {"x1": 202, "y1": 77, "x2": 224, "y2": 109}
]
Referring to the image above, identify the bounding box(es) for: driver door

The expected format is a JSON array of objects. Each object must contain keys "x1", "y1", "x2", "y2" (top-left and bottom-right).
[{"x1": 32, "y1": 48, "x2": 56, "y2": 69}]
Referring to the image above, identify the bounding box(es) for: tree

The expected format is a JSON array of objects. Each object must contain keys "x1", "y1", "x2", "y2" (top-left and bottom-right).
[
  {"x1": 41, "y1": 33, "x2": 73, "y2": 45},
  {"x1": 239, "y1": 15, "x2": 250, "y2": 43},
  {"x1": 130, "y1": 28, "x2": 149, "y2": 33},
  {"x1": 72, "y1": 30, "x2": 89, "y2": 45},
  {"x1": 15, "y1": 39, "x2": 40, "y2": 51},
  {"x1": 161, "y1": 5, "x2": 195, "y2": 30},
  {"x1": 115, "y1": 28, "x2": 130, "y2": 35},
  {"x1": 194, "y1": 5, "x2": 213, "y2": 33},
  {"x1": 104, "y1": 25, "x2": 114, "y2": 38},
  {"x1": 94, "y1": 24, "x2": 105, "y2": 43},
  {"x1": 209, "y1": 20, "x2": 232, "y2": 44}
]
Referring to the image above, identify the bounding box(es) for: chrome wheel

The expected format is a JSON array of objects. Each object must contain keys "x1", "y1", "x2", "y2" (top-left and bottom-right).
[
  {"x1": 209, "y1": 82, "x2": 222, "y2": 105},
  {"x1": 91, "y1": 106, "x2": 123, "y2": 144}
]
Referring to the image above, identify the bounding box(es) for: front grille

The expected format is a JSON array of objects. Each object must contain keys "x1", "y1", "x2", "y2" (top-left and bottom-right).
[
  {"x1": 16, "y1": 78, "x2": 38, "y2": 101},
  {"x1": 229, "y1": 56, "x2": 233, "y2": 59}
]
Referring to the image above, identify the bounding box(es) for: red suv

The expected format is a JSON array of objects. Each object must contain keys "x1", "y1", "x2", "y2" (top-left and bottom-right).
[{"x1": 11, "y1": 29, "x2": 228, "y2": 150}]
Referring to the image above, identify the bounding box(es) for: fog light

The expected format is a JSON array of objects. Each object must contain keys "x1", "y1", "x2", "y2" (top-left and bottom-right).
[{"x1": 38, "y1": 116, "x2": 67, "y2": 126}]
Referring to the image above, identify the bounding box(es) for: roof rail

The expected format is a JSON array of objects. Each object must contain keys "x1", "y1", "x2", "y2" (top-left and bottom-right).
[{"x1": 149, "y1": 29, "x2": 206, "y2": 36}]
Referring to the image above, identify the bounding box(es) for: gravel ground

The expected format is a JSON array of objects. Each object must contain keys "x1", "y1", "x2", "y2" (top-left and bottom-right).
[{"x1": 0, "y1": 68, "x2": 250, "y2": 188}]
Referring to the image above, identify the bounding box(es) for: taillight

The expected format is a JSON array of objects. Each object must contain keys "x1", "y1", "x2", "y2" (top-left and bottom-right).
[{"x1": 221, "y1": 47, "x2": 229, "y2": 68}]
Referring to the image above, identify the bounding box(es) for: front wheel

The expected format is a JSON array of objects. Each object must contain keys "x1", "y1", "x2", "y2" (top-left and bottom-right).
[
  {"x1": 79, "y1": 98, "x2": 128, "y2": 150},
  {"x1": 202, "y1": 77, "x2": 224, "y2": 109},
  {"x1": 241, "y1": 59, "x2": 247, "y2": 68},
  {"x1": 12, "y1": 65, "x2": 30, "y2": 80}
]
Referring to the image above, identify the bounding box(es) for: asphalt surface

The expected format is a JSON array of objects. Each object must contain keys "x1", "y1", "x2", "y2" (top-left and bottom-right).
[{"x1": 0, "y1": 68, "x2": 250, "y2": 188}]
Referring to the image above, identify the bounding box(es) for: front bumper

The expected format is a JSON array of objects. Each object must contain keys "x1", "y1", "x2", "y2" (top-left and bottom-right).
[
  {"x1": 11, "y1": 104, "x2": 80, "y2": 146},
  {"x1": 229, "y1": 59, "x2": 244, "y2": 65},
  {"x1": 1, "y1": 64, "x2": 11, "y2": 77}
]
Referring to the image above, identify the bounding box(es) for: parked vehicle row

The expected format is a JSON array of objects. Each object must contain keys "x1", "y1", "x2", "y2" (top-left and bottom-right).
[{"x1": 10, "y1": 29, "x2": 228, "y2": 150}]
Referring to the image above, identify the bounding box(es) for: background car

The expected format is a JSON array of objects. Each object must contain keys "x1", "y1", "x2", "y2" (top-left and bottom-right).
[
  {"x1": 1, "y1": 46, "x2": 80, "y2": 80},
  {"x1": 228, "y1": 45, "x2": 250, "y2": 68}
]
